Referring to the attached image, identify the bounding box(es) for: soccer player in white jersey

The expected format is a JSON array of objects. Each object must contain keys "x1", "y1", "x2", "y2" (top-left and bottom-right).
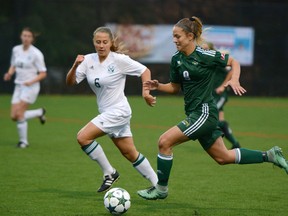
[
  {"x1": 66, "y1": 27, "x2": 158, "y2": 192},
  {"x1": 3, "y1": 27, "x2": 47, "y2": 148}
]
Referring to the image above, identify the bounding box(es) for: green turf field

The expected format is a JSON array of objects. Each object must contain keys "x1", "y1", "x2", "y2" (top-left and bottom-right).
[{"x1": 0, "y1": 95, "x2": 287, "y2": 216}]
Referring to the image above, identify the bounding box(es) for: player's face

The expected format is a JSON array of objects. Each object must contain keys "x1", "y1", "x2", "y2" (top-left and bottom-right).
[
  {"x1": 93, "y1": 32, "x2": 112, "y2": 59},
  {"x1": 172, "y1": 26, "x2": 194, "y2": 54},
  {"x1": 21, "y1": 30, "x2": 34, "y2": 47}
]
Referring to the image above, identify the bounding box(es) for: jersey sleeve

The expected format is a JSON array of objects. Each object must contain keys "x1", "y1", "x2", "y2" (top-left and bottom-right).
[
  {"x1": 169, "y1": 56, "x2": 181, "y2": 84},
  {"x1": 75, "y1": 59, "x2": 87, "y2": 84},
  {"x1": 10, "y1": 46, "x2": 17, "y2": 66},
  {"x1": 118, "y1": 54, "x2": 146, "y2": 77},
  {"x1": 34, "y1": 50, "x2": 47, "y2": 72},
  {"x1": 212, "y1": 51, "x2": 229, "y2": 67}
]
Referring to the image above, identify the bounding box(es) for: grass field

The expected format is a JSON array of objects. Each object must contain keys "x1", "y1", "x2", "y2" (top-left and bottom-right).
[{"x1": 0, "y1": 94, "x2": 288, "y2": 216}]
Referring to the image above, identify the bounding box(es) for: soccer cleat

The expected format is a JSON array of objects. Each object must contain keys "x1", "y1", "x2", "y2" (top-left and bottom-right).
[
  {"x1": 97, "y1": 170, "x2": 120, "y2": 193},
  {"x1": 137, "y1": 186, "x2": 168, "y2": 200},
  {"x1": 39, "y1": 108, "x2": 46, "y2": 125},
  {"x1": 17, "y1": 142, "x2": 29, "y2": 149},
  {"x1": 267, "y1": 146, "x2": 288, "y2": 174}
]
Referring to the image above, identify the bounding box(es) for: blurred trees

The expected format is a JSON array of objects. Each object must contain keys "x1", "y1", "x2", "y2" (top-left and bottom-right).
[{"x1": 0, "y1": 0, "x2": 287, "y2": 95}]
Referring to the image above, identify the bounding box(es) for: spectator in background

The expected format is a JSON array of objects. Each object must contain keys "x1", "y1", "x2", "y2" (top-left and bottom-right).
[{"x1": 3, "y1": 27, "x2": 47, "y2": 148}]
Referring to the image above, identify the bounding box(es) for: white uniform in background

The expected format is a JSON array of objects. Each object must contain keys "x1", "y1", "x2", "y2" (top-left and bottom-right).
[
  {"x1": 76, "y1": 51, "x2": 146, "y2": 138},
  {"x1": 11, "y1": 44, "x2": 47, "y2": 104}
]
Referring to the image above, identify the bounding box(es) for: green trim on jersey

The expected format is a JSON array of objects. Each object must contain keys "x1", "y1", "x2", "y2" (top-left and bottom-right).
[{"x1": 170, "y1": 46, "x2": 229, "y2": 115}]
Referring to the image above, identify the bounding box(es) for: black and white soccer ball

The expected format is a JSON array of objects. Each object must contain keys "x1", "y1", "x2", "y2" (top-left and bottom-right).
[{"x1": 104, "y1": 187, "x2": 131, "y2": 215}]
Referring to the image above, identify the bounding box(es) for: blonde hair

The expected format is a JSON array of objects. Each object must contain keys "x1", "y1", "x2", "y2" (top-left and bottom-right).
[
  {"x1": 93, "y1": 27, "x2": 126, "y2": 53},
  {"x1": 175, "y1": 16, "x2": 204, "y2": 45}
]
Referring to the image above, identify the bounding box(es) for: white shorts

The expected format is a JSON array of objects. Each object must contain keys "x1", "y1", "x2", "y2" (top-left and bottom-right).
[
  {"x1": 11, "y1": 83, "x2": 40, "y2": 104},
  {"x1": 91, "y1": 110, "x2": 132, "y2": 138}
]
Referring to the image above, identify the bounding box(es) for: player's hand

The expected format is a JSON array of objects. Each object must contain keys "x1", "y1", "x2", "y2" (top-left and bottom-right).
[
  {"x1": 215, "y1": 85, "x2": 225, "y2": 94},
  {"x1": 225, "y1": 80, "x2": 246, "y2": 96},
  {"x1": 24, "y1": 81, "x2": 33, "y2": 86},
  {"x1": 3, "y1": 73, "x2": 11, "y2": 81},
  {"x1": 74, "y1": 55, "x2": 85, "y2": 67},
  {"x1": 143, "y1": 80, "x2": 159, "y2": 90},
  {"x1": 143, "y1": 94, "x2": 157, "y2": 107}
]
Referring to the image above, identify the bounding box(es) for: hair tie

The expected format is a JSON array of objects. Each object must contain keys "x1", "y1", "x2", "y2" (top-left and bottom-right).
[{"x1": 189, "y1": 17, "x2": 195, "y2": 22}]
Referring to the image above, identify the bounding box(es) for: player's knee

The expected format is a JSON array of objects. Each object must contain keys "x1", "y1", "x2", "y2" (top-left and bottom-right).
[
  {"x1": 76, "y1": 132, "x2": 89, "y2": 146},
  {"x1": 11, "y1": 114, "x2": 17, "y2": 121},
  {"x1": 158, "y1": 135, "x2": 171, "y2": 152},
  {"x1": 11, "y1": 112, "x2": 22, "y2": 121}
]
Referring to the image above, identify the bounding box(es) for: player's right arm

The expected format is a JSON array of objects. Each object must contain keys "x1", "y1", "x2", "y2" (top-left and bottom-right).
[
  {"x1": 66, "y1": 55, "x2": 85, "y2": 86},
  {"x1": 144, "y1": 80, "x2": 181, "y2": 94},
  {"x1": 3, "y1": 66, "x2": 16, "y2": 81}
]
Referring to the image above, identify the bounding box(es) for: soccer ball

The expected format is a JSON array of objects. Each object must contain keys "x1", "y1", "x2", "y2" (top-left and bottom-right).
[{"x1": 104, "y1": 187, "x2": 131, "y2": 215}]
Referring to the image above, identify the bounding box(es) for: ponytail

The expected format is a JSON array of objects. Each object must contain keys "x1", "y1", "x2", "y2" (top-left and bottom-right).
[
  {"x1": 93, "y1": 27, "x2": 127, "y2": 54},
  {"x1": 175, "y1": 16, "x2": 204, "y2": 45}
]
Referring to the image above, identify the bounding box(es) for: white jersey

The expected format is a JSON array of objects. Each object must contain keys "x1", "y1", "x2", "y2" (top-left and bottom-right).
[
  {"x1": 76, "y1": 52, "x2": 146, "y2": 114},
  {"x1": 11, "y1": 45, "x2": 47, "y2": 84}
]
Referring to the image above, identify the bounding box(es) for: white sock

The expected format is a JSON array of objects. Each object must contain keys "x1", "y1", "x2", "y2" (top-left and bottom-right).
[
  {"x1": 133, "y1": 153, "x2": 158, "y2": 186},
  {"x1": 234, "y1": 148, "x2": 241, "y2": 164},
  {"x1": 82, "y1": 141, "x2": 114, "y2": 176},
  {"x1": 24, "y1": 109, "x2": 42, "y2": 120},
  {"x1": 17, "y1": 120, "x2": 28, "y2": 144}
]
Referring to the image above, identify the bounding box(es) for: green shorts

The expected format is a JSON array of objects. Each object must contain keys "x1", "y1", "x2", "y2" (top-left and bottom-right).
[{"x1": 177, "y1": 103, "x2": 223, "y2": 150}]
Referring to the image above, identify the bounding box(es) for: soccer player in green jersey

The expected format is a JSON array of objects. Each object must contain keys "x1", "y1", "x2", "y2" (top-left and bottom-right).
[
  {"x1": 137, "y1": 16, "x2": 288, "y2": 200},
  {"x1": 202, "y1": 42, "x2": 241, "y2": 149}
]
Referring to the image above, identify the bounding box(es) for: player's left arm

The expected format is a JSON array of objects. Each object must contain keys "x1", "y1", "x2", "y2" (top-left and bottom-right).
[
  {"x1": 141, "y1": 68, "x2": 156, "y2": 107},
  {"x1": 224, "y1": 56, "x2": 246, "y2": 96}
]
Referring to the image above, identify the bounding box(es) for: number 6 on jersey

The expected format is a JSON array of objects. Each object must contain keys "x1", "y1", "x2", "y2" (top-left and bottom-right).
[{"x1": 94, "y1": 78, "x2": 101, "y2": 88}]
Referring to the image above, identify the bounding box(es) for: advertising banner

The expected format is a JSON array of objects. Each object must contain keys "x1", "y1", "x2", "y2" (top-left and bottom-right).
[{"x1": 107, "y1": 24, "x2": 254, "y2": 66}]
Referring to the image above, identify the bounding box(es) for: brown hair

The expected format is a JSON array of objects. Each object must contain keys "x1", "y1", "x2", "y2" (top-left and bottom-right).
[
  {"x1": 175, "y1": 16, "x2": 204, "y2": 45},
  {"x1": 93, "y1": 27, "x2": 126, "y2": 53},
  {"x1": 21, "y1": 27, "x2": 38, "y2": 43}
]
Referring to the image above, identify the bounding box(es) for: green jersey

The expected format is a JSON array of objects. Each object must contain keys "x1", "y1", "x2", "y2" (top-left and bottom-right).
[
  {"x1": 213, "y1": 66, "x2": 229, "y2": 90},
  {"x1": 213, "y1": 66, "x2": 229, "y2": 111},
  {"x1": 170, "y1": 46, "x2": 229, "y2": 115}
]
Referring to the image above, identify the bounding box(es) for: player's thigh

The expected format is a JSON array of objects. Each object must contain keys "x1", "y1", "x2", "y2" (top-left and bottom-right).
[
  {"x1": 11, "y1": 101, "x2": 30, "y2": 120},
  {"x1": 159, "y1": 126, "x2": 190, "y2": 150},
  {"x1": 77, "y1": 122, "x2": 106, "y2": 145},
  {"x1": 111, "y1": 137, "x2": 138, "y2": 162},
  {"x1": 20, "y1": 84, "x2": 40, "y2": 104},
  {"x1": 218, "y1": 110, "x2": 225, "y2": 121},
  {"x1": 12, "y1": 84, "x2": 40, "y2": 105},
  {"x1": 206, "y1": 137, "x2": 235, "y2": 164},
  {"x1": 215, "y1": 94, "x2": 227, "y2": 110}
]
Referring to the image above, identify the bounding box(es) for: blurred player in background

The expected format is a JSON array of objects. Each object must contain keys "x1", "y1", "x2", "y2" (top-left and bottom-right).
[
  {"x1": 137, "y1": 16, "x2": 288, "y2": 200},
  {"x1": 66, "y1": 27, "x2": 158, "y2": 193},
  {"x1": 202, "y1": 42, "x2": 241, "y2": 149},
  {"x1": 3, "y1": 27, "x2": 47, "y2": 148}
]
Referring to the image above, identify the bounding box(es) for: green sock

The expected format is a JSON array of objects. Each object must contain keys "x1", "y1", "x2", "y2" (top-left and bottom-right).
[
  {"x1": 157, "y1": 153, "x2": 173, "y2": 186},
  {"x1": 238, "y1": 148, "x2": 265, "y2": 164},
  {"x1": 218, "y1": 121, "x2": 239, "y2": 147}
]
